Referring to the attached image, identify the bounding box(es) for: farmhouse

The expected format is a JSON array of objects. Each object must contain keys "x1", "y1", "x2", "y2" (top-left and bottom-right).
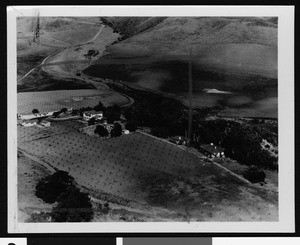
[
  {"x1": 199, "y1": 143, "x2": 225, "y2": 158},
  {"x1": 21, "y1": 120, "x2": 38, "y2": 127},
  {"x1": 83, "y1": 110, "x2": 103, "y2": 121}
]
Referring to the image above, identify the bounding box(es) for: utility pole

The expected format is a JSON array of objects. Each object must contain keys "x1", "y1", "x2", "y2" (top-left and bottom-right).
[
  {"x1": 33, "y1": 10, "x2": 40, "y2": 43},
  {"x1": 187, "y1": 49, "x2": 193, "y2": 146}
]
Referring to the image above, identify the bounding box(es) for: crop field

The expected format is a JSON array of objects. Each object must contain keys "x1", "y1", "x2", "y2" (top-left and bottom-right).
[
  {"x1": 18, "y1": 127, "x2": 278, "y2": 220},
  {"x1": 17, "y1": 89, "x2": 130, "y2": 114}
]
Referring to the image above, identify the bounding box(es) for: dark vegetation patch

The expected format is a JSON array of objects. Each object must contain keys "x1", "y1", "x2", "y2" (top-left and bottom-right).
[
  {"x1": 35, "y1": 170, "x2": 94, "y2": 222},
  {"x1": 193, "y1": 119, "x2": 278, "y2": 170},
  {"x1": 243, "y1": 167, "x2": 266, "y2": 183},
  {"x1": 17, "y1": 68, "x2": 95, "y2": 92},
  {"x1": 105, "y1": 81, "x2": 277, "y2": 170}
]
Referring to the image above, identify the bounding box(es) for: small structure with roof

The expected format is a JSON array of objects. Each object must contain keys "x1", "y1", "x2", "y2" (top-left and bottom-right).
[
  {"x1": 199, "y1": 143, "x2": 225, "y2": 158},
  {"x1": 20, "y1": 119, "x2": 38, "y2": 127},
  {"x1": 169, "y1": 136, "x2": 189, "y2": 146},
  {"x1": 83, "y1": 110, "x2": 103, "y2": 121},
  {"x1": 41, "y1": 121, "x2": 51, "y2": 127}
]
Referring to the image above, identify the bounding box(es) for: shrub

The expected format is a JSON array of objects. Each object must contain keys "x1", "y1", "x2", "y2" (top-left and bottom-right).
[
  {"x1": 125, "y1": 121, "x2": 137, "y2": 132},
  {"x1": 35, "y1": 171, "x2": 74, "y2": 204},
  {"x1": 93, "y1": 101, "x2": 106, "y2": 112},
  {"x1": 88, "y1": 117, "x2": 96, "y2": 126},
  {"x1": 60, "y1": 108, "x2": 68, "y2": 113},
  {"x1": 51, "y1": 186, "x2": 93, "y2": 222},
  {"x1": 94, "y1": 125, "x2": 109, "y2": 137},
  {"x1": 32, "y1": 109, "x2": 39, "y2": 114},
  {"x1": 105, "y1": 105, "x2": 121, "y2": 123},
  {"x1": 243, "y1": 167, "x2": 266, "y2": 183},
  {"x1": 72, "y1": 109, "x2": 79, "y2": 116},
  {"x1": 52, "y1": 111, "x2": 61, "y2": 118}
]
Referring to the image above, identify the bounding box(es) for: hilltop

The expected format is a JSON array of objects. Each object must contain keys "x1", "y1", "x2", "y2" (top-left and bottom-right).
[{"x1": 98, "y1": 17, "x2": 277, "y2": 78}]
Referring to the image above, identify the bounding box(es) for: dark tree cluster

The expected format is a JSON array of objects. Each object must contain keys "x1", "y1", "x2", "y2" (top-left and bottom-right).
[
  {"x1": 124, "y1": 96, "x2": 185, "y2": 137},
  {"x1": 110, "y1": 122, "x2": 122, "y2": 137},
  {"x1": 125, "y1": 121, "x2": 137, "y2": 132},
  {"x1": 105, "y1": 105, "x2": 121, "y2": 123},
  {"x1": 35, "y1": 170, "x2": 74, "y2": 204},
  {"x1": 193, "y1": 120, "x2": 278, "y2": 170},
  {"x1": 243, "y1": 166, "x2": 266, "y2": 183},
  {"x1": 35, "y1": 170, "x2": 94, "y2": 222},
  {"x1": 94, "y1": 125, "x2": 109, "y2": 137},
  {"x1": 32, "y1": 109, "x2": 39, "y2": 114},
  {"x1": 51, "y1": 186, "x2": 93, "y2": 222}
]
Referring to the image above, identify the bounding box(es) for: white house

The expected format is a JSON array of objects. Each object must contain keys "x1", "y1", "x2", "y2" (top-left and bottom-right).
[
  {"x1": 83, "y1": 110, "x2": 103, "y2": 121},
  {"x1": 21, "y1": 121, "x2": 37, "y2": 127}
]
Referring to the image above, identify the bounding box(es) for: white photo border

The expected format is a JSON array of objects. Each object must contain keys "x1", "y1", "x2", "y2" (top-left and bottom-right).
[{"x1": 7, "y1": 5, "x2": 295, "y2": 233}]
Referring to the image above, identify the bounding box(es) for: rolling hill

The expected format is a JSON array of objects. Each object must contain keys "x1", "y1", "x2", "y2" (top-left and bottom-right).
[{"x1": 83, "y1": 17, "x2": 278, "y2": 117}]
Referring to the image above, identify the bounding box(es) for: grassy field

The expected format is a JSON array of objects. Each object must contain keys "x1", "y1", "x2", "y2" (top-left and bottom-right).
[
  {"x1": 17, "y1": 89, "x2": 130, "y2": 114},
  {"x1": 18, "y1": 151, "x2": 53, "y2": 222},
  {"x1": 18, "y1": 122, "x2": 278, "y2": 221}
]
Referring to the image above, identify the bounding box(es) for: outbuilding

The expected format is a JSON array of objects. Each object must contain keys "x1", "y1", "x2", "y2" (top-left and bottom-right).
[
  {"x1": 199, "y1": 143, "x2": 225, "y2": 158},
  {"x1": 169, "y1": 136, "x2": 188, "y2": 146}
]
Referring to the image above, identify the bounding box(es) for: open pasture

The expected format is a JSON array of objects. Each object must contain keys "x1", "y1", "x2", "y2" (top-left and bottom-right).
[
  {"x1": 17, "y1": 121, "x2": 84, "y2": 142},
  {"x1": 17, "y1": 89, "x2": 130, "y2": 114},
  {"x1": 18, "y1": 130, "x2": 278, "y2": 220}
]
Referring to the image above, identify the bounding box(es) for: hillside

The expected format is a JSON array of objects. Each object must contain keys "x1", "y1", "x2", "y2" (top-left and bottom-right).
[
  {"x1": 83, "y1": 17, "x2": 278, "y2": 117},
  {"x1": 99, "y1": 17, "x2": 277, "y2": 78}
]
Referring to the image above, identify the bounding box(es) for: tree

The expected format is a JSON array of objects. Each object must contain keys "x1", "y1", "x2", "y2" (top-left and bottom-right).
[
  {"x1": 60, "y1": 108, "x2": 68, "y2": 113},
  {"x1": 105, "y1": 106, "x2": 121, "y2": 123},
  {"x1": 51, "y1": 186, "x2": 93, "y2": 222},
  {"x1": 94, "y1": 125, "x2": 109, "y2": 137},
  {"x1": 88, "y1": 117, "x2": 96, "y2": 126},
  {"x1": 243, "y1": 166, "x2": 266, "y2": 183},
  {"x1": 125, "y1": 121, "x2": 137, "y2": 132},
  {"x1": 35, "y1": 171, "x2": 74, "y2": 204},
  {"x1": 110, "y1": 122, "x2": 122, "y2": 137},
  {"x1": 71, "y1": 109, "x2": 79, "y2": 116},
  {"x1": 93, "y1": 101, "x2": 106, "y2": 112},
  {"x1": 52, "y1": 111, "x2": 61, "y2": 118},
  {"x1": 32, "y1": 109, "x2": 39, "y2": 114}
]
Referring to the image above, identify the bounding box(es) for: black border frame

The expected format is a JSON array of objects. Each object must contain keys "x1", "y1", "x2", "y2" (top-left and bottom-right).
[{"x1": 1, "y1": 0, "x2": 298, "y2": 238}]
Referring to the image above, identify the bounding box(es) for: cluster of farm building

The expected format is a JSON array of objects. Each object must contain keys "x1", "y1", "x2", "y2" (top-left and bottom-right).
[
  {"x1": 18, "y1": 106, "x2": 131, "y2": 138},
  {"x1": 17, "y1": 105, "x2": 226, "y2": 159}
]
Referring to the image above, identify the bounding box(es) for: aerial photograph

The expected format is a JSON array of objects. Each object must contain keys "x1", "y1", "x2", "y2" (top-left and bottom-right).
[{"x1": 16, "y1": 15, "x2": 278, "y2": 223}]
